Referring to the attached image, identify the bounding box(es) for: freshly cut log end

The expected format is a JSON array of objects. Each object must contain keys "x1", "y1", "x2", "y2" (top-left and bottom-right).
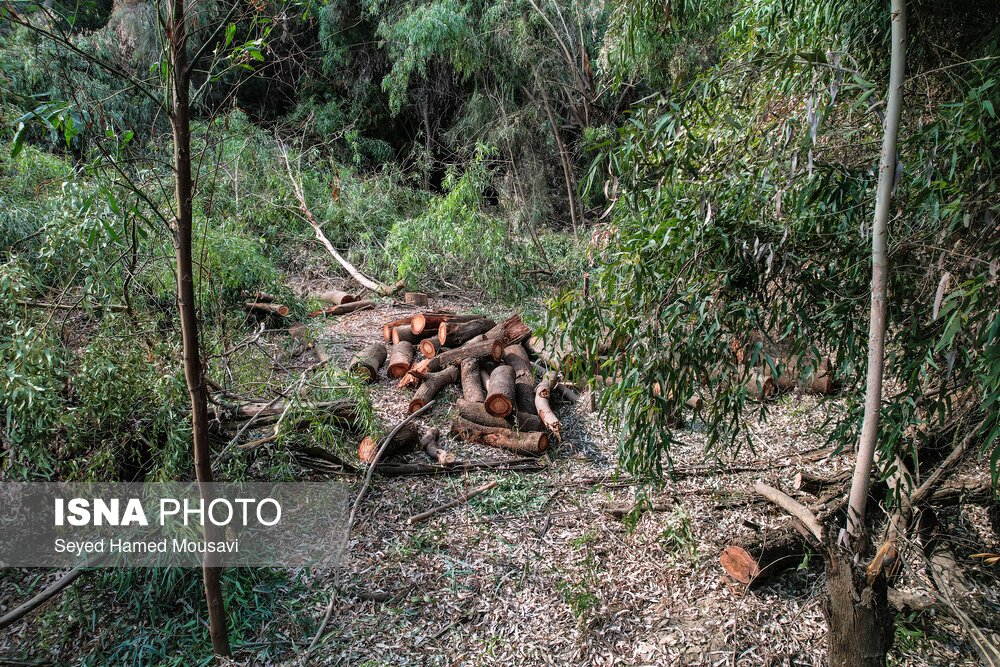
[
  {"x1": 387, "y1": 341, "x2": 416, "y2": 379},
  {"x1": 317, "y1": 290, "x2": 358, "y2": 305},
  {"x1": 451, "y1": 417, "x2": 549, "y2": 455},
  {"x1": 382, "y1": 316, "x2": 414, "y2": 341},
  {"x1": 419, "y1": 338, "x2": 442, "y2": 358},
  {"x1": 439, "y1": 318, "x2": 496, "y2": 347},
  {"x1": 404, "y1": 292, "x2": 428, "y2": 306},
  {"x1": 456, "y1": 398, "x2": 543, "y2": 432},
  {"x1": 246, "y1": 301, "x2": 289, "y2": 317},
  {"x1": 357, "y1": 422, "x2": 421, "y2": 463},
  {"x1": 411, "y1": 312, "x2": 477, "y2": 336},
  {"x1": 408, "y1": 365, "x2": 460, "y2": 414},
  {"x1": 461, "y1": 358, "x2": 486, "y2": 402},
  {"x1": 349, "y1": 343, "x2": 387, "y2": 383},
  {"x1": 720, "y1": 546, "x2": 760, "y2": 584},
  {"x1": 485, "y1": 365, "x2": 516, "y2": 418}
]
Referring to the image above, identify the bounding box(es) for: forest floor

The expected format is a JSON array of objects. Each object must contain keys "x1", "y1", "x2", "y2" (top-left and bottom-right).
[{"x1": 291, "y1": 298, "x2": 989, "y2": 667}]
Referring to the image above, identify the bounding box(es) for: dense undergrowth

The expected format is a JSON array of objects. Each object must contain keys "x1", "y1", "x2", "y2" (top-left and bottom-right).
[{"x1": 1, "y1": 0, "x2": 997, "y2": 662}]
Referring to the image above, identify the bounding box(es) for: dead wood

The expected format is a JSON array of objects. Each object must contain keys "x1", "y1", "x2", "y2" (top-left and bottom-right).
[
  {"x1": 245, "y1": 300, "x2": 289, "y2": 317},
  {"x1": 421, "y1": 427, "x2": 455, "y2": 465},
  {"x1": 427, "y1": 339, "x2": 504, "y2": 373},
  {"x1": 316, "y1": 290, "x2": 358, "y2": 305},
  {"x1": 387, "y1": 341, "x2": 416, "y2": 379},
  {"x1": 404, "y1": 292, "x2": 428, "y2": 306},
  {"x1": 485, "y1": 365, "x2": 516, "y2": 417},
  {"x1": 461, "y1": 358, "x2": 486, "y2": 402},
  {"x1": 357, "y1": 422, "x2": 421, "y2": 463},
  {"x1": 309, "y1": 300, "x2": 375, "y2": 318},
  {"x1": 375, "y1": 458, "x2": 545, "y2": 477},
  {"x1": 439, "y1": 318, "x2": 497, "y2": 347},
  {"x1": 393, "y1": 324, "x2": 435, "y2": 345},
  {"x1": 456, "y1": 398, "x2": 543, "y2": 432},
  {"x1": 409, "y1": 365, "x2": 460, "y2": 413},
  {"x1": 349, "y1": 343, "x2": 387, "y2": 383},
  {"x1": 451, "y1": 416, "x2": 549, "y2": 455},
  {"x1": 281, "y1": 146, "x2": 403, "y2": 296},
  {"x1": 419, "y1": 338, "x2": 442, "y2": 358}
]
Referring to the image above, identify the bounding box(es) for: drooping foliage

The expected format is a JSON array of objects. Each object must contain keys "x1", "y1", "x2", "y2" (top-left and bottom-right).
[{"x1": 549, "y1": 0, "x2": 999, "y2": 478}]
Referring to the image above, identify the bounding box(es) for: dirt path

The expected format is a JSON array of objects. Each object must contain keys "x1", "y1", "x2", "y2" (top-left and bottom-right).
[{"x1": 301, "y1": 300, "x2": 981, "y2": 667}]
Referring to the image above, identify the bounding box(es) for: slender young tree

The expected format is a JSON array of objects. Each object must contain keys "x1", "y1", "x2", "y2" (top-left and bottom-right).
[
  {"x1": 167, "y1": 0, "x2": 232, "y2": 657},
  {"x1": 840, "y1": 0, "x2": 907, "y2": 555}
]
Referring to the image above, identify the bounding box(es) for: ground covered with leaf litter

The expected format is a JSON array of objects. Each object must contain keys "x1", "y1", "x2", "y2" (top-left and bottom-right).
[{"x1": 297, "y1": 300, "x2": 991, "y2": 667}]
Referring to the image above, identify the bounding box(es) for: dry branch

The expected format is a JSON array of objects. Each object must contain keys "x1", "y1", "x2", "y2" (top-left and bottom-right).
[{"x1": 406, "y1": 481, "x2": 498, "y2": 525}]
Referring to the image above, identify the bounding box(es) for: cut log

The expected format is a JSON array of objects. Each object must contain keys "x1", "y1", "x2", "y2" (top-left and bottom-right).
[
  {"x1": 720, "y1": 529, "x2": 810, "y2": 586},
  {"x1": 535, "y1": 382, "x2": 562, "y2": 441},
  {"x1": 358, "y1": 422, "x2": 421, "y2": 463},
  {"x1": 451, "y1": 417, "x2": 549, "y2": 455},
  {"x1": 408, "y1": 365, "x2": 460, "y2": 413},
  {"x1": 419, "y1": 338, "x2": 442, "y2": 358},
  {"x1": 382, "y1": 316, "x2": 413, "y2": 341},
  {"x1": 484, "y1": 314, "x2": 532, "y2": 346},
  {"x1": 398, "y1": 358, "x2": 432, "y2": 389},
  {"x1": 411, "y1": 313, "x2": 479, "y2": 336},
  {"x1": 776, "y1": 355, "x2": 833, "y2": 394},
  {"x1": 427, "y1": 339, "x2": 504, "y2": 373},
  {"x1": 245, "y1": 301, "x2": 289, "y2": 317},
  {"x1": 504, "y1": 344, "x2": 538, "y2": 415},
  {"x1": 349, "y1": 343, "x2": 387, "y2": 383},
  {"x1": 375, "y1": 458, "x2": 545, "y2": 476},
  {"x1": 793, "y1": 469, "x2": 851, "y2": 497},
  {"x1": 309, "y1": 300, "x2": 375, "y2": 318},
  {"x1": 461, "y1": 358, "x2": 486, "y2": 402},
  {"x1": 404, "y1": 292, "x2": 428, "y2": 306},
  {"x1": 387, "y1": 342, "x2": 416, "y2": 379},
  {"x1": 316, "y1": 290, "x2": 358, "y2": 305},
  {"x1": 745, "y1": 371, "x2": 777, "y2": 399},
  {"x1": 456, "y1": 398, "x2": 543, "y2": 432},
  {"x1": 438, "y1": 318, "x2": 496, "y2": 347},
  {"x1": 421, "y1": 428, "x2": 455, "y2": 465},
  {"x1": 249, "y1": 291, "x2": 277, "y2": 303},
  {"x1": 485, "y1": 365, "x2": 516, "y2": 418},
  {"x1": 392, "y1": 324, "x2": 435, "y2": 345}
]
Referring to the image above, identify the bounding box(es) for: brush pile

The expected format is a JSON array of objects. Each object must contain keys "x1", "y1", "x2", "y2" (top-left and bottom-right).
[{"x1": 352, "y1": 311, "x2": 567, "y2": 462}]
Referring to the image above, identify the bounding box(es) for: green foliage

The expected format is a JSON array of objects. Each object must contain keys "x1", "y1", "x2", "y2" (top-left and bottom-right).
[{"x1": 550, "y1": 0, "x2": 999, "y2": 478}]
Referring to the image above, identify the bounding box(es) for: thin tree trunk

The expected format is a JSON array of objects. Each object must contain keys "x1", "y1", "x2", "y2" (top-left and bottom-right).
[
  {"x1": 842, "y1": 0, "x2": 907, "y2": 553},
  {"x1": 168, "y1": 0, "x2": 230, "y2": 657}
]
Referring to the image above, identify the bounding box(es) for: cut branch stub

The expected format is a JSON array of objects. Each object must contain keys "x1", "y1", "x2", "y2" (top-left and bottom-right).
[
  {"x1": 349, "y1": 343, "x2": 387, "y2": 383},
  {"x1": 387, "y1": 342, "x2": 416, "y2": 379},
  {"x1": 485, "y1": 365, "x2": 516, "y2": 418}
]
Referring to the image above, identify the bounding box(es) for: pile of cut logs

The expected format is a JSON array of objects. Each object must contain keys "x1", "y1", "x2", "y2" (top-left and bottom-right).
[{"x1": 349, "y1": 311, "x2": 565, "y2": 463}]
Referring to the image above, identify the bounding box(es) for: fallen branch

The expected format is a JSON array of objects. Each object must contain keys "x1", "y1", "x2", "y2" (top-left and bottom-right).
[
  {"x1": 0, "y1": 557, "x2": 100, "y2": 630},
  {"x1": 406, "y1": 481, "x2": 498, "y2": 525},
  {"x1": 280, "y1": 146, "x2": 403, "y2": 297},
  {"x1": 753, "y1": 481, "x2": 824, "y2": 541},
  {"x1": 308, "y1": 300, "x2": 375, "y2": 318}
]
